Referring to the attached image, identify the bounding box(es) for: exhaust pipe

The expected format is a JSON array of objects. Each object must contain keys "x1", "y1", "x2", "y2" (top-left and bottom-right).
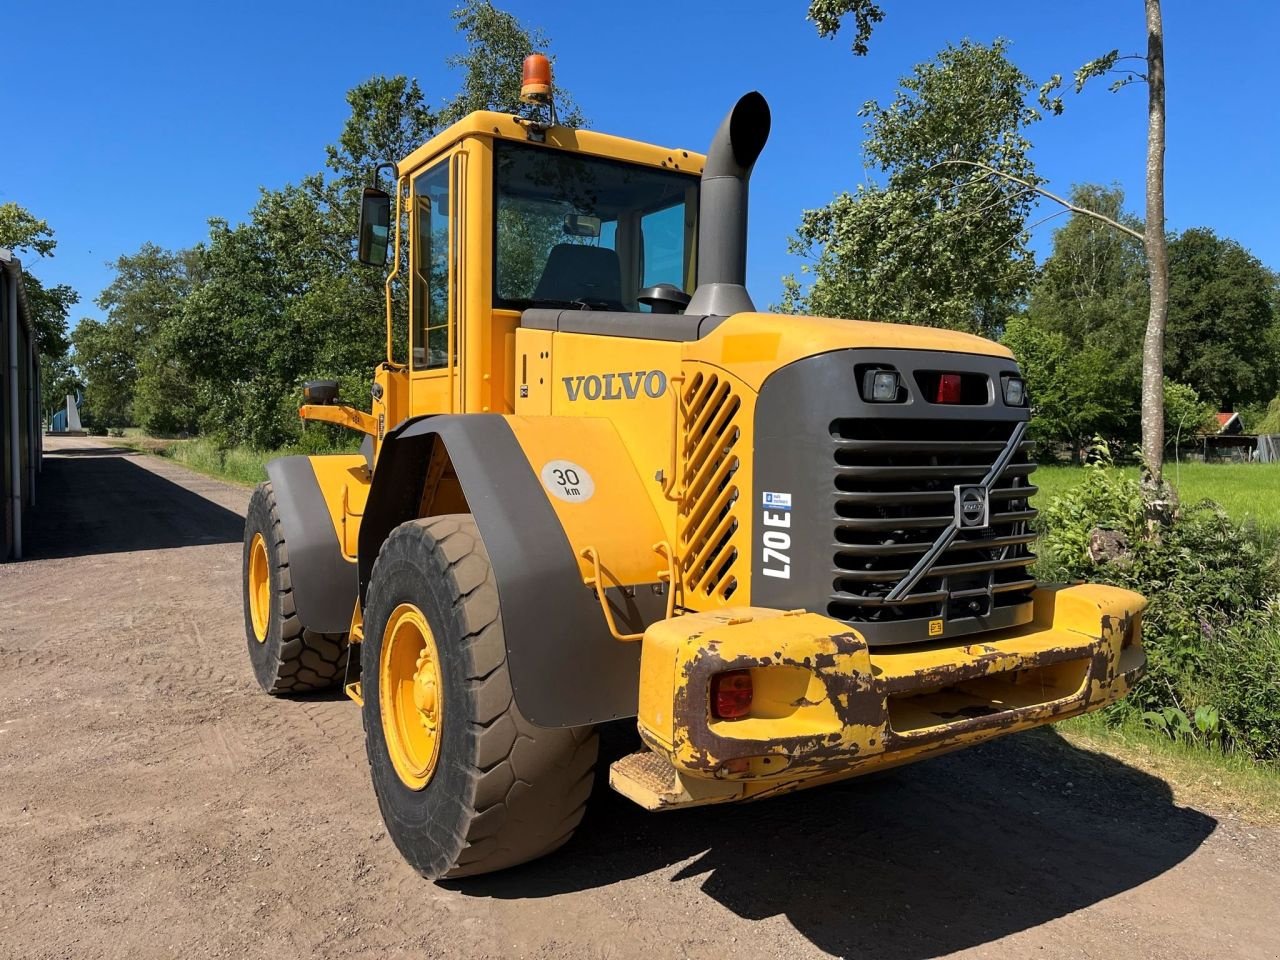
[{"x1": 685, "y1": 91, "x2": 771, "y2": 317}]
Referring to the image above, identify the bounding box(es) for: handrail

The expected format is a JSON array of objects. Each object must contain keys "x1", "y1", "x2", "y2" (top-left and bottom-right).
[
  {"x1": 581, "y1": 542, "x2": 679, "y2": 642},
  {"x1": 384, "y1": 175, "x2": 407, "y2": 367}
]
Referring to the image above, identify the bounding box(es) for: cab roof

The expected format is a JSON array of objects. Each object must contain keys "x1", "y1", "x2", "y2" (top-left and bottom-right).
[{"x1": 397, "y1": 111, "x2": 706, "y2": 179}]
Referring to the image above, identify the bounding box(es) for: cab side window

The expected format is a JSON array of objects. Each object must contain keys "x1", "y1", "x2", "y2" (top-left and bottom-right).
[{"x1": 412, "y1": 163, "x2": 450, "y2": 370}]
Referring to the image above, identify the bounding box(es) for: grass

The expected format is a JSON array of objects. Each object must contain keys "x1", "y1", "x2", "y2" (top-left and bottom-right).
[
  {"x1": 1057, "y1": 712, "x2": 1280, "y2": 825},
  {"x1": 108, "y1": 435, "x2": 358, "y2": 487},
  {"x1": 1035, "y1": 460, "x2": 1280, "y2": 528}
]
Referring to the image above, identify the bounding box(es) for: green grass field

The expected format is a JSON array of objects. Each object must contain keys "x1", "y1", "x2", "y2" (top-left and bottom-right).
[{"x1": 1034, "y1": 461, "x2": 1280, "y2": 528}]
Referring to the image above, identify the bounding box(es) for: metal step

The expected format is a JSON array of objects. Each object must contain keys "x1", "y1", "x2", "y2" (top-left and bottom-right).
[{"x1": 608, "y1": 750, "x2": 741, "y2": 810}]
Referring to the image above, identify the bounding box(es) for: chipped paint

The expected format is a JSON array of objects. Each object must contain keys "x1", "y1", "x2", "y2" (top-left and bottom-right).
[{"x1": 629, "y1": 583, "x2": 1147, "y2": 806}]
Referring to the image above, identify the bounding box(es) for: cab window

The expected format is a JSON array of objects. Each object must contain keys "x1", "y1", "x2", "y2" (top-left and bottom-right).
[
  {"x1": 412, "y1": 162, "x2": 450, "y2": 370},
  {"x1": 493, "y1": 140, "x2": 698, "y2": 312}
]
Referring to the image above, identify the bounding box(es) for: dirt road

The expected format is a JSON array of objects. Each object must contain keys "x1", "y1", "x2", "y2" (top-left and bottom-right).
[{"x1": 3, "y1": 436, "x2": 1278, "y2": 960}]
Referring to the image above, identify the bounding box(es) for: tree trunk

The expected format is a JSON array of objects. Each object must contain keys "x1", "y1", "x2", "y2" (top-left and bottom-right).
[{"x1": 1140, "y1": 0, "x2": 1168, "y2": 498}]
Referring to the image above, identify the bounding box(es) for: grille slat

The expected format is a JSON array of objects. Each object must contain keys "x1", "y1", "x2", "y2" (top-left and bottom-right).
[
  {"x1": 832, "y1": 553, "x2": 1037, "y2": 582},
  {"x1": 834, "y1": 438, "x2": 1034, "y2": 455},
  {"x1": 832, "y1": 484, "x2": 1039, "y2": 506},
  {"x1": 827, "y1": 417, "x2": 1038, "y2": 633},
  {"x1": 835, "y1": 462, "x2": 1037, "y2": 481},
  {"x1": 834, "y1": 531, "x2": 1037, "y2": 557},
  {"x1": 836, "y1": 509, "x2": 1036, "y2": 532}
]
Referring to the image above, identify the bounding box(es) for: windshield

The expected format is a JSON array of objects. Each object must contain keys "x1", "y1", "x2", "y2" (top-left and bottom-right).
[{"x1": 493, "y1": 140, "x2": 699, "y2": 311}]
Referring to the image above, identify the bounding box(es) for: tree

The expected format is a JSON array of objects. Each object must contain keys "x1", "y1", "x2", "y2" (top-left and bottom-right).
[
  {"x1": 1165, "y1": 228, "x2": 1277, "y2": 410},
  {"x1": 1029, "y1": 184, "x2": 1147, "y2": 346},
  {"x1": 811, "y1": 1, "x2": 1173, "y2": 496},
  {"x1": 0, "y1": 203, "x2": 80, "y2": 412},
  {"x1": 1162, "y1": 380, "x2": 1215, "y2": 457},
  {"x1": 441, "y1": 0, "x2": 583, "y2": 127},
  {"x1": 781, "y1": 39, "x2": 1042, "y2": 337},
  {"x1": 120, "y1": 0, "x2": 581, "y2": 448},
  {"x1": 1038, "y1": 4, "x2": 1168, "y2": 493},
  {"x1": 1002, "y1": 314, "x2": 1139, "y2": 459}
]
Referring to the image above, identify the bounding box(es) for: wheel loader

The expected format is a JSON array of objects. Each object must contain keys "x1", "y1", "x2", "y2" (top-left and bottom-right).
[{"x1": 241, "y1": 55, "x2": 1147, "y2": 880}]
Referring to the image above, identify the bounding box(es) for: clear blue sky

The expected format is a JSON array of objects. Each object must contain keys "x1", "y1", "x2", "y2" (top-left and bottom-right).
[{"x1": 6, "y1": 0, "x2": 1277, "y2": 327}]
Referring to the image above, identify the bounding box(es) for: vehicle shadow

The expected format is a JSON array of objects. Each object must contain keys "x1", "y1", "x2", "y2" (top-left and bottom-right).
[
  {"x1": 456, "y1": 725, "x2": 1216, "y2": 959},
  {"x1": 24, "y1": 446, "x2": 243, "y2": 559}
]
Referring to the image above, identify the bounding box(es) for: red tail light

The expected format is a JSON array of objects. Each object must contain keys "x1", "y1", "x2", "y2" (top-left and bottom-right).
[
  {"x1": 935, "y1": 373, "x2": 963, "y2": 404},
  {"x1": 711, "y1": 670, "x2": 753, "y2": 720}
]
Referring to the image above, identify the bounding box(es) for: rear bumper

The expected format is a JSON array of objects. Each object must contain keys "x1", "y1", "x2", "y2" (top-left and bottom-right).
[{"x1": 630, "y1": 584, "x2": 1145, "y2": 799}]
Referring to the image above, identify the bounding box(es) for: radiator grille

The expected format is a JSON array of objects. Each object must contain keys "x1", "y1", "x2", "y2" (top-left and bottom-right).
[
  {"x1": 829, "y1": 418, "x2": 1038, "y2": 627},
  {"x1": 678, "y1": 371, "x2": 742, "y2": 602}
]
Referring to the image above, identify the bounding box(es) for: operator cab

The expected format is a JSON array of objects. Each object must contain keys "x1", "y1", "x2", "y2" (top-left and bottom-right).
[{"x1": 352, "y1": 52, "x2": 727, "y2": 421}]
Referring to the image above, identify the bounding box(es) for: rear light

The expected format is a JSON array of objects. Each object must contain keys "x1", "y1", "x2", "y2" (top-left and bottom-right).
[
  {"x1": 935, "y1": 373, "x2": 963, "y2": 404},
  {"x1": 710, "y1": 670, "x2": 753, "y2": 720}
]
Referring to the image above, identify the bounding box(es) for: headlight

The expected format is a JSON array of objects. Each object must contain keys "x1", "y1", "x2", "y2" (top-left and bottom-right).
[
  {"x1": 861, "y1": 369, "x2": 900, "y2": 403},
  {"x1": 1002, "y1": 375, "x2": 1027, "y2": 407}
]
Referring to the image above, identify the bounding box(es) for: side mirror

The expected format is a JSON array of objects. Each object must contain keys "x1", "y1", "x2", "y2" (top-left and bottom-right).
[{"x1": 357, "y1": 187, "x2": 392, "y2": 267}]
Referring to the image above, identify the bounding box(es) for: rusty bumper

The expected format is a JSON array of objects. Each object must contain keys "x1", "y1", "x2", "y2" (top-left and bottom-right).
[{"x1": 634, "y1": 584, "x2": 1146, "y2": 789}]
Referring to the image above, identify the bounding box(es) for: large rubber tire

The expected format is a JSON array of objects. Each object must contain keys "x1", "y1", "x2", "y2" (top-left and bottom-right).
[
  {"x1": 242, "y1": 482, "x2": 348, "y2": 695},
  {"x1": 362, "y1": 515, "x2": 598, "y2": 879}
]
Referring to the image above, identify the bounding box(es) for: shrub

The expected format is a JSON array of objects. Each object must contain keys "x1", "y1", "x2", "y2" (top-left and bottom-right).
[{"x1": 1035, "y1": 451, "x2": 1280, "y2": 759}]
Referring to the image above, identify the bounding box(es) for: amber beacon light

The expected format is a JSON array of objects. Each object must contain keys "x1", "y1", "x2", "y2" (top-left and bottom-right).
[{"x1": 520, "y1": 53, "x2": 552, "y2": 102}]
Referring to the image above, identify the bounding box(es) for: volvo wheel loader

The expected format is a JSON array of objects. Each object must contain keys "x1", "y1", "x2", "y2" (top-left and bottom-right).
[{"x1": 241, "y1": 55, "x2": 1147, "y2": 880}]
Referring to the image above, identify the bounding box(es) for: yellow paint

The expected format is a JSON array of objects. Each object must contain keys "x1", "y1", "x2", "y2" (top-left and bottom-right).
[
  {"x1": 633, "y1": 583, "x2": 1146, "y2": 798},
  {"x1": 247, "y1": 532, "x2": 270, "y2": 642},
  {"x1": 513, "y1": 327, "x2": 555, "y2": 415},
  {"x1": 379, "y1": 603, "x2": 444, "y2": 790},
  {"x1": 397, "y1": 111, "x2": 704, "y2": 184},
  {"x1": 299, "y1": 403, "x2": 377, "y2": 435},
  {"x1": 547, "y1": 334, "x2": 685, "y2": 541},
  {"x1": 672, "y1": 363, "x2": 756, "y2": 610},
  {"x1": 305, "y1": 454, "x2": 371, "y2": 561},
  {"x1": 684, "y1": 312, "x2": 1015, "y2": 392},
  {"x1": 504, "y1": 415, "x2": 668, "y2": 587}
]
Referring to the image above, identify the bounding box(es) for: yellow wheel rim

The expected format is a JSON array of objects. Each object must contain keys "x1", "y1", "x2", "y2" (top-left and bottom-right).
[
  {"x1": 248, "y1": 532, "x2": 270, "y2": 643},
  {"x1": 380, "y1": 603, "x2": 444, "y2": 791}
]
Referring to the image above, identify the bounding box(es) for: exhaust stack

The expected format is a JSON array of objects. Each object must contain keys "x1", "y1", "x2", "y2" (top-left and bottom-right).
[{"x1": 685, "y1": 91, "x2": 772, "y2": 317}]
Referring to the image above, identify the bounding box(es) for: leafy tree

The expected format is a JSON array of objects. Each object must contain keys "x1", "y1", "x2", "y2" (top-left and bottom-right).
[
  {"x1": 807, "y1": 1, "x2": 1174, "y2": 492},
  {"x1": 441, "y1": 1, "x2": 582, "y2": 127},
  {"x1": 126, "y1": 0, "x2": 580, "y2": 448},
  {"x1": 1029, "y1": 184, "x2": 1147, "y2": 344},
  {"x1": 74, "y1": 244, "x2": 204, "y2": 432},
  {"x1": 1162, "y1": 380, "x2": 1215, "y2": 454},
  {"x1": 1037, "y1": 3, "x2": 1169, "y2": 492},
  {"x1": 1021, "y1": 183, "x2": 1147, "y2": 452},
  {"x1": 1165, "y1": 228, "x2": 1277, "y2": 410},
  {"x1": 781, "y1": 39, "x2": 1042, "y2": 337},
  {"x1": 0, "y1": 202, "x2": 80, "y2": 412},
  {"x1": 806, "y1": 0, "x2": 884, "y2": 56},
  {"x1": 1002, "y1": 314, "x2": 1139, "y2": 459}
]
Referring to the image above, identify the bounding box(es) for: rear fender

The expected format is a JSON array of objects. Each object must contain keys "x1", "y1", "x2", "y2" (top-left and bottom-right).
[
  {"x1": 359, "y1": 414, "x2": 668, "y2": 727},
  {"x1": 263, "y1": 454, "x2": 365, "y2": 634}
]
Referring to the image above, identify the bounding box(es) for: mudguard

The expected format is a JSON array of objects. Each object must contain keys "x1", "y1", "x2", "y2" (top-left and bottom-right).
[
  {"x1": 359, "y1": 414, "x2": 668, "y2": 728},
  {"x1": 264, "y1": 456, "x2": 360, "y2": 634}
]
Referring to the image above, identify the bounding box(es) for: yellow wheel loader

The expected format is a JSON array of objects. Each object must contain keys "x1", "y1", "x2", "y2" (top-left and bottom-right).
[{"x1": 241, "y1": 56, "x2": 1147, "y2": 880}]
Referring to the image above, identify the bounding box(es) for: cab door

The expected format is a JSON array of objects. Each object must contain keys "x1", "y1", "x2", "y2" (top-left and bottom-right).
[{"x1": 408, "y1": 148, "x2": 465, "y2": 416}]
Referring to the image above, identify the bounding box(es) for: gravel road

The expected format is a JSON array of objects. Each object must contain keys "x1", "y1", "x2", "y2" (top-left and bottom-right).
[{"x1": 3, "y1": 435, "x2": 1277, "y2": 960}]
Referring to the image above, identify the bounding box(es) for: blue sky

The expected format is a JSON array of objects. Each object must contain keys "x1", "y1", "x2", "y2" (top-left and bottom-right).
[{"x1": 6, "y1": 0, "x2": 1277, "y2": 326}]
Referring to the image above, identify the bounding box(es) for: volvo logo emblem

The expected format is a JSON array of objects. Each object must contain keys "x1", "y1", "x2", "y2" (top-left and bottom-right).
[{"x1": 955, "y1": 485, "x2": 990, "y2": 529}]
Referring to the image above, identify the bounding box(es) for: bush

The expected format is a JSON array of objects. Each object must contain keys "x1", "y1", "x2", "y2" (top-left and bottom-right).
[{"x1": 1035, "y1": 451, "x2": 1280, "y2": 760}]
